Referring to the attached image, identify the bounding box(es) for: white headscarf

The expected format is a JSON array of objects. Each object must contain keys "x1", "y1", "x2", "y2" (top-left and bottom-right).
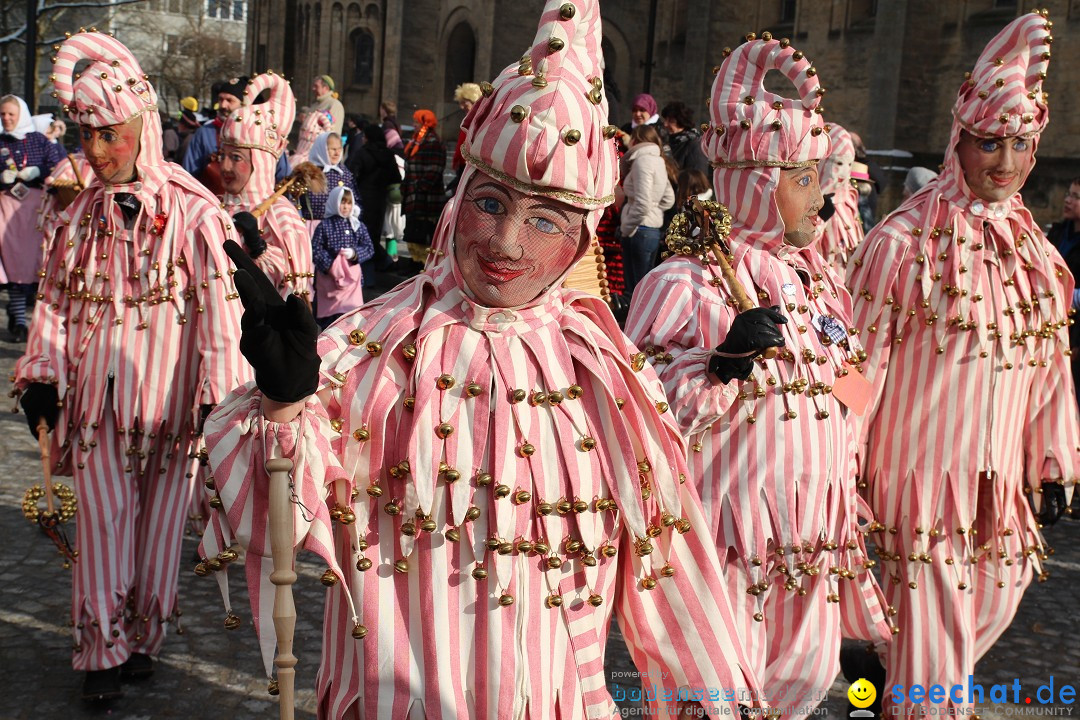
[
  {"x1": 1, "y1": 96, "x2": 36, "y2": 140},
  {"x1": 308, "y1": 132, "x2": 343, "y2": 173},
  {"x1": 324, "y1": 184, "x2": 361, "y2": 231}
]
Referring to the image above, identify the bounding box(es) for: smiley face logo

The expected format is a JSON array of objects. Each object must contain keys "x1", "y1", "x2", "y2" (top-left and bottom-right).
[{"x1": 848, "y1": 678, "x2": 877, "y2": 709}]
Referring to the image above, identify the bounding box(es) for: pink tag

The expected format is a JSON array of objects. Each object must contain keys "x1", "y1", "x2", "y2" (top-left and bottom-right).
[{"x1": 832, "y1": 362, "x2": 872, "y2": 416}]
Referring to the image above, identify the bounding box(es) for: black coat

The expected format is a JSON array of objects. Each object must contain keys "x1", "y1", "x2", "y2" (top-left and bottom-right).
[
  {"x1": 347, "y1": 141, "x2": 401, "y2": 241},
  {"x1": 1047, "y1": 219, "x2": 1080, "y2": 406}
]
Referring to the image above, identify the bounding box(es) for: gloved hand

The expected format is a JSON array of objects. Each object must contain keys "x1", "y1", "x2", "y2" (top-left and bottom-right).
[
  {"x1": 340, "y1": 247, "x2": 357, "y2": 260},
  {"x1": 708, "y1": 306, "x2": 787, "y2": 383},
  {"x1": 20, "y1": 383, "x2": 60, "y2": 438},
  {"x1": 224, "y1": 240, "x2": 320, "y2": 403},
  {"x1": 232, "y1": 211, "x2": 267, "y2": 259},
  {"x1": 1, "y1": 169, "x2": 15, "y2": 185},
  {"x1": 1034, "y1": 481, "x2": 1068, "y2": 527},
  {"x1": 16, "y1": 166, "x2": 40, "y2": 182}
]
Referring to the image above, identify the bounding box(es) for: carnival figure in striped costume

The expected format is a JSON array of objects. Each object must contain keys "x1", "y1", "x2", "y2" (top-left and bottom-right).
[
  {"x1": 219, "y1": 72, "x2": 313, "y2": 302},
  {"x1": 626, "y1": 32, "x2": 894, "y2": 714},
  {"x1": 199, "y1": 1, "x2": 764, "y2": 717},
  {"x1": 815, "y1": 123, "x2": 864, "y2": 269},
  {"x1": 845, "y1": 10, "x2": 1079, "y2": 714},
  {"x1": 13, "y1": 31, "x2": 250, "y2": 702}
]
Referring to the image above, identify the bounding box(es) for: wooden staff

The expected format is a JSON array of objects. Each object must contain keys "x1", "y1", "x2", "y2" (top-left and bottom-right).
[
  {"x1": 66, "y1": 154, "x2": 84, "y2": 191},
  {"x1": 699, "y1": 202, "x2": 779, "y2": 360},
  {"x1": 36, "y1": 419, "x2": 55, "y2": 515},
  {"x1": 267, "y1": 456, "x2": 297, "y2": 720},
  {"x1": 251, "y1": 162, "x2": 325, "y2": 219}
]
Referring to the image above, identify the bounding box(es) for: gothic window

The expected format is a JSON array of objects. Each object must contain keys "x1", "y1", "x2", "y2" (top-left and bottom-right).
[{"x1": 350, "y1": 29, "x2": 375, "y2": 86}]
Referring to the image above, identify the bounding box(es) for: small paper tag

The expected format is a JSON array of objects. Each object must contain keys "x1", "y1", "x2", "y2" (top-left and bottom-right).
[
  {"x1": 782, "y1": 282, "x2": 797, "y2": 296},
  {"x1": 832, "y1": 362, "x2": 872, "y2": 416},
  {"x1": 9, "y1": 181, "x2": 28, "y2": 201}
]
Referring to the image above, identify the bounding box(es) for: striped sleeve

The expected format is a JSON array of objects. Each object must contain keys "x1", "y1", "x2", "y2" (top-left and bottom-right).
[
  {"x1": 625, "y1": 272, "x2": 739, "y2": 437},
  {"x1": 1024, "y1": 340, "x2": 1080, "y2": 498},
  {"x1": 191, "y1": 208, "x2": 250, "y2": 405}
]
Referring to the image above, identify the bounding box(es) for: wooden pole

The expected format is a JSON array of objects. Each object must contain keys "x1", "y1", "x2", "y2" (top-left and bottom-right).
[
  {"x1": 36, "y1": 419, "x2": 54, "y2": 515},
  {"x1": 266, "y1": 457, "x2": 297, "y2": 720}
]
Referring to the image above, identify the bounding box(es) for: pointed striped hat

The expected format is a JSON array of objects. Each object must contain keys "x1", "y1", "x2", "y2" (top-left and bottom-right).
[
  {"x1": 220, "y1": 71, "x2": 296, "y2": 159},
  {"x1": 460, "y1": 0, "x2": 617, "y2": 209},
  {"x1": 953, "y1": 9, "x2": 1052, "y2": 138}
]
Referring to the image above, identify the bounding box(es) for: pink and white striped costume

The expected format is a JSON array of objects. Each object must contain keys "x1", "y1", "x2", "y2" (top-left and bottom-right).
[
  {"x1": 816, "y1": 123, "x2": 863, "y2": 269},
  {"x1": 220, "y1": 72, "x2": 313, "y2": 300},
  {"x1": 626, "y1": 33, "x2": 893, "y2": 713},
  {"x1": 201, "y1": 2, "x2": 762, "y2": 718},
  {"x1": 846, "y1": 11, "x2": 1079, "y2": 713},
  {"x1": 37, "y1": 150, "x2": 92, "y2": 245},
  {"x1": 13, "y1": 31, "x2": 251, "y2": 671}
]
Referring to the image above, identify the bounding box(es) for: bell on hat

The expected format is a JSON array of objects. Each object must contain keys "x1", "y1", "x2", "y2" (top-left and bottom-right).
[
  {"x1": 953, "y1": 9, "x2": 1051, "y2": 138},
  {"x1": 220, "y1": 71, "x2": 296, "y2": 159}
]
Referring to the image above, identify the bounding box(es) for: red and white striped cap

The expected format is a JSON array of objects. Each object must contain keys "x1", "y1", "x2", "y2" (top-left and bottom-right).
[
  {"x1": 703, "y1": 32, "x2": 829, "y2": 169},
  {"x1": 52, "y1": 30, "x2": 157, "y2": 128},
  {"x1": 953, "y1": 9, "x2": 1051, "y2": 138},
  {"x1": 819, "y1": 122, "x2": 855, "y2": 197},
  {"x1": 220, "y1": 71, "x2": 296, "y2": 159},
  {"x1": 460, "y1": 0, "x2": 617, "y2": 210}
]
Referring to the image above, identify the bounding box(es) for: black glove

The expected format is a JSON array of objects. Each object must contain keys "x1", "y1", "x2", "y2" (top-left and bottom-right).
[
  {"x1": 708, "y1": 306, "x2": 787, "y2": 384},
  {"x1": 196, "y1": 403, "x2": 215, "y2": 435},
  {"x1": 819, "y1": 193, "x2": 836, "y2": 222},
  {"x1": 224, "y1": 240, "x2": 320, "y2": 403},
  {"x1": 20, "y1": 382, "x2": 60, "y2": 438},
  {"x1": 232, "y1": 211, "x2": 267, "y2": 259},
  {"x1": 1034, "y1": 482, "x2": 1068, "y2": 527}
]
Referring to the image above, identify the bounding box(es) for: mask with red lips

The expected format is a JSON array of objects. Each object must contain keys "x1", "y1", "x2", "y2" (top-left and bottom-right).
[{"x1": 454, "y1": 173, "x2": 588, "y2": 308}]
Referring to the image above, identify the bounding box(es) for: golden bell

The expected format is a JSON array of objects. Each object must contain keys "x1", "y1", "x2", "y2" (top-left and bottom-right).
[
  {"x1": 534, "y1": 541, "x2": 550, "y2": 555},
  {"x1": 436, "y1": 374, "x2": 455, "y2": 390},
  {"x1": 563, "y1": 129, "x2": 581, "y2": 146},
  {"x1": 660, "y1": 564, "x2": 676, "y2": 577},
  {"x1": 557, "y1": 499, "x2": 572, "y2": 514},
  {"x1": 656, "y1": 401, "x2": 669, "y2": 414},
  {"x1": 566, "y1": 539, "x2": 583, "y2": 554},
  {"x1": 567, "y1": 384, "x2": 583, "y2": 399},
  {"x1": 582, "y1": 553, "x2": 597, "y2": 567},
  {"x1": 475, "y1": 472, "x2": 493, "y2": 486},
  {"x1": 193, "y1": 562, "x2": 210, "y2": 577},
  {"x1": 630, "y1": 353, "x2": 646, "y2": 371},
  {"x1": 348, "y1": 329, "x2": 366, "y2": 345},
  {"x1": 341, "y1": 509, "x2": 356, "y2": 524},
  {"x1": 219, "y1": 548, "x2": 239, "y2": 563},
  {"x1": 519, "y1": 443, "x2": 535, "y2": 457},
  {"x1": 529, "y1": 391, "x2": 548, "y2": 406},
  {"x1": 436, "y1": 423, "x2": 454, "y2": 439},
  {"x1": 267, "y1": 678, "x2": 279, "y2": 695},
  {"x1": 203, "y1": 476, "x2": 215, "y2": 489},
  {"x1": 547, "y1": 556, "x2": 563, "y2": 569},
  {"x1": 208, "y1": 495, "x2": 223, "y2": 509},
  {"x1": 498, "y1": 542, "x2": 513, "y2": 555},
  {"x1": 403, "y1": 396, "x2": 415, "y2": 409},
  {"x1": 513, "y1": 490, "x2": 532, "y2": 505},
  {"x1": 330, "y1": 418, "x2": 344, "y2": 432},
  {"x1": 636, "y1": 540, "x2": 654, "y2": 556},
  {"x1": 602, "y1": 125, "x2": 618, "y2": 139},
  {"x1": 511, "y1": 388, "x2": 527, "y2": 403},
  {"x1": 394, "y1": 558, "x2": 409, "y2": 573},
  {"x1": 510, "y1": 105, "x2": 527, "y2": 123},
  {"x1": 559, "y1": 2, "x2": 575, "y2": 19},
  {"x1": 401, "y1": 521, "x2": 416, "y2": 536},
  {"x1": 601, "y1": 544, "x2": 618, "y2": 558},
  {"x1": 356, "y1": 557, "x2": 373, "y2": 571},
  {"x1": 479, "y1": 81, "x2": 494, "y2": 97},
  {"x1": 548, "y1": 391, "x2": 564, "y2": 404},
  {"x1": 572, "y1": 499, "x2": 588, "y2": 513},
  {"x1": 384, "y1": 500, "x2": 401, "y2": 515},
  {"x1": 207, "y1": 557, "x2": 222, "y2": 571},
  {"x1": 499, "y1": 593, "x2": 515, "y2": 606},
  {"x1": 353, "y1": 427, "x2": 370, "y2": 441},
  {"x1": 517, "y1": 540, "x2": 534, "y2": 553},
  {"x1": 641, "y1": 577, "x2": 657, "y2": 590},
  {"x1": 486, "y1": 537, "x2": 501, "y2": 551},
  {"x1": 494, "y1": 484, "x2": 511, "y2": 499},
  {"x1": 472, "y1": 565, "x2": 488, "y2": 580},
  {"x1": 587, "y1": 593, "x2": 603, "y2": 607},
  {"x1": 581, "y1": 436, "x2": 596, "y2": 451},
  {"x1": 465, "y1": 506, "x2": 482, "y2": 521},
  {"x1": 402, "y1": 343, "x2": 417, "y2": 360},
  {"x1": 466, "y1": 382, "x2": 483, "y2": 397},
  {"x1": 444, "y1": 468, "x2": 461, "y2": 483},
  {"x1": 366, "y1": 484, "x2": 383, "y2": 498},
  {"x1": 352, "y1": 623, "x2": 368, "y2": 639},
  {"x1": 661, "y1": 513, "x2": 676, "y2": 527},
  {"x1": 546, "y1": 593, "x2": 563, "y2": 608},
  {"x1": 321, "y1": 568, "x2": 338, "y2": 586},
  {"x1": 366, "y1": 341, "x2": 382, "y2": 356},
  {"x1": 676, "y1": 519, "x2": 692, "y2": 534},
  {"x1": 224, "y1": 613, "x2": 241, "y2": 630},
  {"x1": 537, "y1": 502, "x2": 554, "y2": 516},
  {"x1": 420, "y1": 518, "x2": 437, "y2": 533},
  {"x1": 445, "y1": 528, "x2": 461, "y2": 542}
]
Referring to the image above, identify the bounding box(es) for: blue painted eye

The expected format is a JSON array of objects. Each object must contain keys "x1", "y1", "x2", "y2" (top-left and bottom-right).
[
  {"x1": 796, "y1": 175, "x2": 812, "y2": 187},
  {"x1": 528, "y1": 217, "x2": 560, "y2": 234},
  {"x1": 979, "y1": 140, "x2": 1000, "y2": 153},
  {"x1": 1013, "y1": 139, "x2": 1029, "y2": 152},
  {"x1": 474, "y1": 197, "x2": 504, "y2": 214}
]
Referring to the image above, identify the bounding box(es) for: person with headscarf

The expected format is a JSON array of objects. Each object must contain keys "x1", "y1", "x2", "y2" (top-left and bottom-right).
[
  {"x1": 902, "y1": 166, "x2": 938, "y2": 200},
  {"x1": 845, "y1": 11, "x2": 1079, "y2": 715},
  {"x1": 312, "y1": 185, "x2": 370, "y2": 327},
  {"x1": 816, "y1": 122, "x2": 865, "y2": 268},
  {"x1": 198, "y1": 1, "x2": 764, "y2": 716},
  {"x1": 13, "y1": 31, "x2": 250, "y2": 702},
  {"x1": 219, "y1": 72, "x2": 313, "y2": 302},
  {"x1": 0, "y1": 94, "x2": 65, "y2": 341},
  {"x1": 400, "y1": 108, "x2": 445, "y2": 271},
  {"x1": 626, "y1": 31, "x2": 894, "y2": 715},
  {"x1": 296, "y1": 132, "x2": 356, "y2": 224}
]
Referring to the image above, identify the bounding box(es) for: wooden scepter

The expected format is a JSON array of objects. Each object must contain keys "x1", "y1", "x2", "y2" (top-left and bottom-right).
[
  {"x1": 37, "y1": 419, "x2": 55, "y2": 515},
  {"x1": 266, "y1": 456, "x2": 297, "y2": 720}
]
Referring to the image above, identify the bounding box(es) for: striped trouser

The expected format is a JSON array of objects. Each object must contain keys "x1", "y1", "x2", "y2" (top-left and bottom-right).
[
  {"x1": 722, "y1": 556, "x2": 841, "y2": 713},
  {"x1": 880, "y1": 542, "x2": 1032, "y2": 712},
  {"x1": 69, "y1": 406, "x2": 196, "y2": 671}
]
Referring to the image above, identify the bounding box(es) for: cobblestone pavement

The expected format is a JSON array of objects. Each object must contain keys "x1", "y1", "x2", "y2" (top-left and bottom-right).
[{"x1": 0, "y1": 329, "x2": 1078, "y2": 719}]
